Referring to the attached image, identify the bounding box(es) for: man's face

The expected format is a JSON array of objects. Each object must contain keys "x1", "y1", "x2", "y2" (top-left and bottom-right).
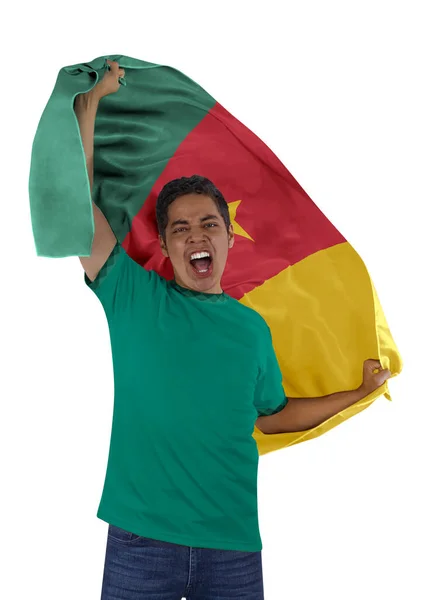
[{"x1": 159, "y1": 194, "x2": 234, "y2": 294}]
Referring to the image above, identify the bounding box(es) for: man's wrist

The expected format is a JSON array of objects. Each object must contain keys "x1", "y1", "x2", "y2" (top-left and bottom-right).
[
  {"x1": 74, "y1": 90, "x2": 100, "y2": 114},
  {"x1": 356, "y1": 383, "x2": 373, "y2": 399}
]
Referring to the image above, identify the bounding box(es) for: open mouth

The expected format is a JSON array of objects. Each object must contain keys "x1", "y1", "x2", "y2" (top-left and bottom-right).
[{"x1": 189, "y1": 251, "x2": 213, "y2": 277}]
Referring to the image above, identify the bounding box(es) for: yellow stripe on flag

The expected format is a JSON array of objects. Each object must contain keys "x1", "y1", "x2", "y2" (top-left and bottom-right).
[{"x1": 239, "y1": 241, "x2": 402, "y2": 455}]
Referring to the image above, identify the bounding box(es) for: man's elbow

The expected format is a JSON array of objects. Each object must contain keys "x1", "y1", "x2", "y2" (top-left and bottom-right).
[
  {"x1": 255, "y1": 405, "x2": 311, "y2": 435},
  {"x1": 255, "y1": 416, "x2": 279, "y2": 435}
]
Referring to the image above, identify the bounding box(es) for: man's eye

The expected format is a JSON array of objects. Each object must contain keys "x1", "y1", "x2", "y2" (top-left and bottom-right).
[
  {"x1": 173, "y1": 228, "x2": 187, "y2": 233},
  {"x1": 204, "y1": 223, "x2": 217, "y2": 228}
]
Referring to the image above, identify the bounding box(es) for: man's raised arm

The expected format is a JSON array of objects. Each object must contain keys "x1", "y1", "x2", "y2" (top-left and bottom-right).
[{"x1": 75, "y1": 60, "x2": 124, "y2": 282}]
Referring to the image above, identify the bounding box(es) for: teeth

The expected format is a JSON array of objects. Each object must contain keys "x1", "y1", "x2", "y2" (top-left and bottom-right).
[{"x1": 190, "y1": 251, "x2": 210, "y2": 260}]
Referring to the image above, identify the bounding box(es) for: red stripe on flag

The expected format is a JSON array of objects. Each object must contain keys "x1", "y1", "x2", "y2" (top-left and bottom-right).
[{"x1": 123, "y1": 102, "x2": 345, "y2": 298}]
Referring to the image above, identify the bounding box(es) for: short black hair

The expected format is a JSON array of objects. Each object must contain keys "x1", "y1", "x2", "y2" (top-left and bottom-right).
[{"x1": 156, "y1": 175, "x2": 231, "y2": 239}]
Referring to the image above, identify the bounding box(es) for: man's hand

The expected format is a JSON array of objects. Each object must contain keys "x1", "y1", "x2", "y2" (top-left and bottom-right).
[
  {"x1": 359, "y1": 359, "x2": 391, "y2": 397},
  {"x1": 73, "y1": 59, "x2": 126, "y2": 180},
  {"x1": 74, "y1": 60, "x2": 125, "y2": 115},
  {"x1": 91, "y1": 59, "x2": 125, "y2": 101}
]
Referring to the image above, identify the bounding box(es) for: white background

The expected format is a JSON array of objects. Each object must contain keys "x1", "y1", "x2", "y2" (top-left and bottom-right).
[{"x1": 1, "y1": 1, "x2": 427, "y2": 599}]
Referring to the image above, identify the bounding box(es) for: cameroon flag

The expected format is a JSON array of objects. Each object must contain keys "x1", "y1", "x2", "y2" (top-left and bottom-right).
[{"x1": 29, "y1": 55, "x2": 402, "y2": 455}]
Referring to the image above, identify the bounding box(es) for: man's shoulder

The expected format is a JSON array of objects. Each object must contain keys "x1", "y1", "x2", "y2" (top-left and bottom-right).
[
  {"x1": 227, "y1": 296, "x2": 269, "y2": 330},
  {"x1": 85, "y1": 242, "x2": 167, "y2": 299},
  {"x1": 122, "y1": 248, "x2": 166, "y2": 286}
]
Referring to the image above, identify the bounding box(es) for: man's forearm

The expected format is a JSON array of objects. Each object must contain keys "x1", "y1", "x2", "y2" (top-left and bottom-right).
[
  {"x1": 256, "y1": 387, "x2": 366, "y2": 435},
  {"x1": 256, "y1": 359, "x2": 391, "y2": 435},
  {"x1": 74, "y1": 92, "x2": 99, "y2": 193}
]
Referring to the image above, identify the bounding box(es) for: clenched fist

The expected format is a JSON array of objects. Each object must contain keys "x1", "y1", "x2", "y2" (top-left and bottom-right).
[
  {"x1": 359, "y1": 359, "x2": 391, "y2": 396},
  {"x1": 91, "y1": 60, "x2": 125, "y2": 100}
]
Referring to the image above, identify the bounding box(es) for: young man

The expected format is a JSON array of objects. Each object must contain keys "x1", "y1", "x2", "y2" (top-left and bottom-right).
[{"x1": 75, "y1": 61, "x2": 391, "y2": 600}]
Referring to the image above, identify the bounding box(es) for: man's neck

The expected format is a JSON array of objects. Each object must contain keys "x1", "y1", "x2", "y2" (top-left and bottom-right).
[{"x1": 175, "y1": 278, "x2": 223, "y2": 295}]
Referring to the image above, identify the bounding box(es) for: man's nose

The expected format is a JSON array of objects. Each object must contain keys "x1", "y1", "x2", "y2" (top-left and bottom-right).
[{"x1": 188, "y1": 228, "x2": 206, "y2": 242}]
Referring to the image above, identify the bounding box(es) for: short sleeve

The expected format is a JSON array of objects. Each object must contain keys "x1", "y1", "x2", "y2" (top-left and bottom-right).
[
  {"x1": 84, "y1": 242, "x2": 158, "y2": 316},
  {"x1": 254, "y1": 324, "x2": 288, "y2": 417}
]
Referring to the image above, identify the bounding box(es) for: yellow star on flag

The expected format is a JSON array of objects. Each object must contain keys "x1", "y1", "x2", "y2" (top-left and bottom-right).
[{"x1": 228, "y1": 200, "x2": 254, "y2": 242}]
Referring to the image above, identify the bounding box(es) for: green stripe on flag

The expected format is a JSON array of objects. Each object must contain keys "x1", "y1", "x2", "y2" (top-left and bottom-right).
[{"x1": 29, "y1": 55, "x2": 216, "y2": 257}]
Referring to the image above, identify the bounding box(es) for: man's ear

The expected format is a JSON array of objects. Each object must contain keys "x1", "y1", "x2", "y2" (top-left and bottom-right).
[
  {"x1": 228, "y1": 224, "x2": 235, "y2": 249},
  {"x1": 159, "y1": 235, "x2": 169, "y2": 257}
]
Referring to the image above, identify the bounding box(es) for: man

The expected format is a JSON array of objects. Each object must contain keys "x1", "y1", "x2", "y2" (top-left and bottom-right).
[{"x1": 75, "y1": 61, "x2": 390, "y2": 600}]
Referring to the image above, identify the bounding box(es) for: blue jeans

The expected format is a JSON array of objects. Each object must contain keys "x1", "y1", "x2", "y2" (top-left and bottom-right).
[{"x1": 101, "y1": 524, "x2": 264, "y2": 599}]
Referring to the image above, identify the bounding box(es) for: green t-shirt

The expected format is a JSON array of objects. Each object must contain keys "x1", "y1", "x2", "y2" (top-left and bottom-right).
[{"x1": 85, "y1": 243, "x2": 287, "y2": 551}]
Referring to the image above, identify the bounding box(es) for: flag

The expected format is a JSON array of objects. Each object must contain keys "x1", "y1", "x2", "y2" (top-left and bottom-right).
[{"x1": 29, "y1": 54, "x2": 402, "y2": 455}]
